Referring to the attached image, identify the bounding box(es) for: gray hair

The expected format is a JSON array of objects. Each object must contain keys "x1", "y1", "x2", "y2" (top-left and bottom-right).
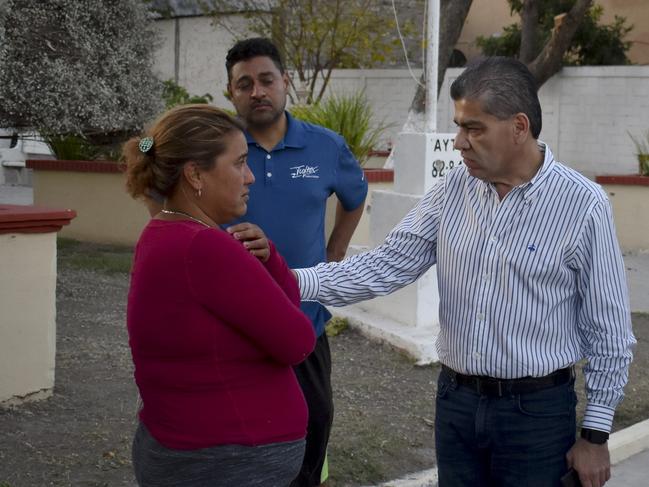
[{"x1": 450, "y1": 57, "x2": 542, "y2": 138}]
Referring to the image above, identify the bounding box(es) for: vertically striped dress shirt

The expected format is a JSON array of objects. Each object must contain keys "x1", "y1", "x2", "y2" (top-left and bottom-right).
[{"x1": 296, "y1": 143, "x2": 636, "y2": 433}]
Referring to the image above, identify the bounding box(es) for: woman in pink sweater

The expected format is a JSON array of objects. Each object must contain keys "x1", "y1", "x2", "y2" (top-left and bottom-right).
[{"x1": 123, "y1": 105, "x2": 315, "y2": 486}]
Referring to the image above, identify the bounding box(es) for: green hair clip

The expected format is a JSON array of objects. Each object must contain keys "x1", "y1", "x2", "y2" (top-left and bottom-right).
[{"x1": 138, "y1": 136, "x2": 154, "y2": 153}]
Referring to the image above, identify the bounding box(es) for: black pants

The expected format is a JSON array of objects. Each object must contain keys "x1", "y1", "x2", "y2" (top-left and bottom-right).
[{"x1": 290, "y1": 333, "x2": 334, "y2": 487}]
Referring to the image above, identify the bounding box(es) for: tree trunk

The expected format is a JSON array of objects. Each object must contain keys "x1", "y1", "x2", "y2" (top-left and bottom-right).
[
  {"x1": 394, "y1": 0, "x2": 473, "y2": 142},
  {"x1": 528, "y1": 0, "x2": 593, "y2": 88},
  {"x1": 409, "y1": 0, "x2": 474, "y2": 115},
  {"x1": 519, "y1": 0, "x2": 539, "y2": 63}
]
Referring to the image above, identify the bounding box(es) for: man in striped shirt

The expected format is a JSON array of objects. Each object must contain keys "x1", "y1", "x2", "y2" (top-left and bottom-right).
[{"x1": 295, "y1": 57, "x2": 635, "y2": 487}]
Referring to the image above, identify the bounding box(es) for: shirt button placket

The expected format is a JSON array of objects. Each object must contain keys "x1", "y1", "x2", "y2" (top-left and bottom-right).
[{"x1": 265, "y1": 153, "x2": 273, "y2": 185}]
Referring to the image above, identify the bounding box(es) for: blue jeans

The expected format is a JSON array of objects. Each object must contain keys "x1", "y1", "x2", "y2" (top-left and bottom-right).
[{"x1": 435, "y1": 367, "x2": 577, "y2": 487}]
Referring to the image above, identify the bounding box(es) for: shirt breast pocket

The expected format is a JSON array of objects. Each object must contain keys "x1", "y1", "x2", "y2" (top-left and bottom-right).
[{"x1": 505, "y1": 242, "x2": 568, "y2": 288}]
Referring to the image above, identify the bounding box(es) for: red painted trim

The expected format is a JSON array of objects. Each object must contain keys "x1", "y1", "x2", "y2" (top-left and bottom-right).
[
  {"x1": 595, "y1": 175, "x2": 649, "y2": 186},
  {"x1": 26, "y1": 159, "x2": 123, "y2": 173},
  {"x1": 0, "y1": 205, "x2": 77, "y2": 234},
  {"x1": 367, "y1": 149, "x2": 391, "y2": 157},
  {"x1": 363, "y1": 168, "x2": 394, "y2": 183}
]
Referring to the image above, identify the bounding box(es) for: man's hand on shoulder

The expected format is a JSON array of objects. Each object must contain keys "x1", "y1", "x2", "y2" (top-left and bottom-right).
[
  {"x1": 227, "y1": 222, "x2": 270, "y2": 262},
  {"x1": 566, "y1": 437, "x2": 611, "y2": 487}
]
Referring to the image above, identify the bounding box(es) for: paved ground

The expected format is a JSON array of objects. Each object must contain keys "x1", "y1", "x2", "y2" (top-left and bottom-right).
[{"x1": 607, "y1": 448, "x2": 649, "y2": 486}]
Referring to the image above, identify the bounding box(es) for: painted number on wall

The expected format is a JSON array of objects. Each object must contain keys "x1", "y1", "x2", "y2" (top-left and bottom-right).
[{"x1": 431, "y1": 159, "x2": 463, "y2": 178}]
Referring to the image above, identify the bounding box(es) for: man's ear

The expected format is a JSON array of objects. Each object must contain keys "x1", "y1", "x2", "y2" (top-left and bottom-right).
[
  {"x1": 282, "y1": 72, "x2": 290, "y2": 91},
  {"x1": 182, "y1": 161, "x2": 201, "y2": 190},
  {"x1": 512, "y1": 113, "x2": 530, "y2": 143}
]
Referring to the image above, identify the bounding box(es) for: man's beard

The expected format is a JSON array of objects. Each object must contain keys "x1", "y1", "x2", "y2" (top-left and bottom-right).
[{"x1": 245, "y1": 101, "x2": 285, "y2": 128}]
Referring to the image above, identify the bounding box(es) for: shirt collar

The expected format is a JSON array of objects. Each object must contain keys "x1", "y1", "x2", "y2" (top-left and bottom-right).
[
  {"x1": 478, "y1": 141, "x2": 555, "y2": 202},
  {"x1": 244, "y1": 111, "x2": 307, "y2": 150},
  {"x1": 522, "y1": 141, "x2": 555, "y2": 201}
]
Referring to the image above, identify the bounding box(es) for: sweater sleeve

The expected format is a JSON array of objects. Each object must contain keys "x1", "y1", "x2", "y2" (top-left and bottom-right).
[
  {"x1": 261, "y1": 240, "x2": 301, "y2": 306},
  {"x1": 186, "y1": 228, "x2": 315, "y2": 365}
]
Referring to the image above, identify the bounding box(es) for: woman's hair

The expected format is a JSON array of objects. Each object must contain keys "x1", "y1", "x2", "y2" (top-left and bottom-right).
[{"x1": 123, "y1": 104, "x2": 245, "y2": 199}]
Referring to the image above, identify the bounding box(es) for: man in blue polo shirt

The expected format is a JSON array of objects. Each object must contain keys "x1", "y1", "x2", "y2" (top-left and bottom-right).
[{"x1": 225, "y1": 38, "x2": 368, "y2": 486}]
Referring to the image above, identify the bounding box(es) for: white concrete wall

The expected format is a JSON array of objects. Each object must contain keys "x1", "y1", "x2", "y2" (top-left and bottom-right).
[
  {"x1": 0, "y1": 232, "x2": 57, "y2": 405},
  {"x1": 328, "y1": 66, "x2": 649, "y2": 179},
  {"x1": 152, "y1": 15, "x2": 256, "y2": 110}
]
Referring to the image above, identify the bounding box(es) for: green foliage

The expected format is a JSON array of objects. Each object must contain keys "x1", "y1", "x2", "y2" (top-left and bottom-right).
[
  {"x1": 476, "y1": 0, "x2": 632, "y2": 65},
  {"x1": 213, "y1": 0, "x2": 414, "y2": 104},
  {"x1": 476, "y1": 24, "x2": 521, "y2": 58},
  {"x1": 290, "y1": 92, "x2": 390, "y2": 165},
  {"x1": 569, "y1": 6, "x2": 632, "y2": 65},
  {"x1": 325, "y1": 316, "x2": 349, "y2": 337},
  {"x1": 44, "y1": 134, "x2": 120, "y2": 161},
  {"x1": 162, "y1": 80, "x2": 214, "y2": 109},
  {"x1": 628, "y1": 130, "x2": 649, "y2": 176},
  {"x1": 0, "y1": 0, "x2": 162, "y2": 139}
]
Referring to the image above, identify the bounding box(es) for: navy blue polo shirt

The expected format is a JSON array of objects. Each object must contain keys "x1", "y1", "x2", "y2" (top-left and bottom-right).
[{"x1": 230, "y1": 112, "x2": 368, "y2": 336}]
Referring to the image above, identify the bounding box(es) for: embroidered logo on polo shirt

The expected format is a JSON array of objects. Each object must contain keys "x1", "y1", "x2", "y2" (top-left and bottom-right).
[{"x1": 290, "y1": 164, "x2": 320, "y2": 179}]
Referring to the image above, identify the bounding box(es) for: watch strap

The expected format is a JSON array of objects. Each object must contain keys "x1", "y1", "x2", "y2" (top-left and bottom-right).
[{"x1": 581, "y1": 427, "x2": 609, "y2": 444}]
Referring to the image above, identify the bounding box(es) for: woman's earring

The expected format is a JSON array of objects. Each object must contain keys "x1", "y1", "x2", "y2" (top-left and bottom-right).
[{"x1": 197, "y1": 188, "x2": 202, "y2": 198}]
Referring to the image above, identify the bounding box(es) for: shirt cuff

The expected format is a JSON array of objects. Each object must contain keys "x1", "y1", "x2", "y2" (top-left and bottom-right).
[
  {"x1": 582, "y1": 403, "x2": 615, "y2": 433},
  {"x1": 294, "y1": 267, "x2": 320, "y2": 301}
]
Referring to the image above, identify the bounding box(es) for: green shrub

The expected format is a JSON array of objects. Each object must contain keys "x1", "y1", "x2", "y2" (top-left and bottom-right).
[
  {"x1": 290, "y1": 92, "x2": 389, "y2": 165},
  {"x1": 44, "y1": 134, "x2": 121, "y2": 161},
  {"x1": 476, "y1": 1, "x2": 632, "y2": 66},
  {"x1": 162, "y1": 80, "x2": 214, "y2": 109},
  {"x1": 628, "y1": 130, "x2": 649, "y2": 176}
]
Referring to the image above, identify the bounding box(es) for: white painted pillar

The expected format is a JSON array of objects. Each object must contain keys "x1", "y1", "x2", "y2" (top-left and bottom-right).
[{"x1": 0, "y1": 205, "x2": 75, "y2": 405}]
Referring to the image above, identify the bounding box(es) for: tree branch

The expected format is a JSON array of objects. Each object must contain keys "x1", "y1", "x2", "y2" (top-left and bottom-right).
[
  {"x1": 528, "y1": 0, "x2": 593, "y2": 88},
  {"x1": 519, "y1": 0, "x2": 539, "y2": 63}
]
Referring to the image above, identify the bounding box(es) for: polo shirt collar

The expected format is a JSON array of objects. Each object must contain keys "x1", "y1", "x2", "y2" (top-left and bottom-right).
[{"x1": 244, "y1": 111, "x2": 307, "y2": 151}]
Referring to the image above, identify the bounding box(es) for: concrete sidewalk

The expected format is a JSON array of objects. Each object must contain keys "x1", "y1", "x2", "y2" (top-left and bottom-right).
[{"x1": 607, "y1": 448, "x2": 649, "y2": 486}]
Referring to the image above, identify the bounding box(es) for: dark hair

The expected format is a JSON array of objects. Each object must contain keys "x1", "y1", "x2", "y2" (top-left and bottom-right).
[
  {"x1": 123, "y1": 104, "x2": 245, "y2": 199},
  {"x1": 450, "y1": 56, "x2": 542, "y2": 138},
  {"x1": 225, "y1": 37, "x2": 285, "y2": 82}
]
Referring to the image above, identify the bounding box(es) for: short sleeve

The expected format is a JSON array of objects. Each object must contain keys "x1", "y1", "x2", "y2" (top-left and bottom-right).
[{"x1": 333, "y1": 140, "x2": 368, "y2": 211}]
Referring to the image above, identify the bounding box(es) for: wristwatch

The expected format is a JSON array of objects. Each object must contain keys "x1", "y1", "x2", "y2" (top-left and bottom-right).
[{"x1": 581, "y1": 428, "x2": 609, "y2": 444}]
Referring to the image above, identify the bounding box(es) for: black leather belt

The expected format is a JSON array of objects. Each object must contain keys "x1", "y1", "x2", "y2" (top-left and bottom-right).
[{"x1": 441, "y1": 365, "x2": 574, "y2": 397}]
